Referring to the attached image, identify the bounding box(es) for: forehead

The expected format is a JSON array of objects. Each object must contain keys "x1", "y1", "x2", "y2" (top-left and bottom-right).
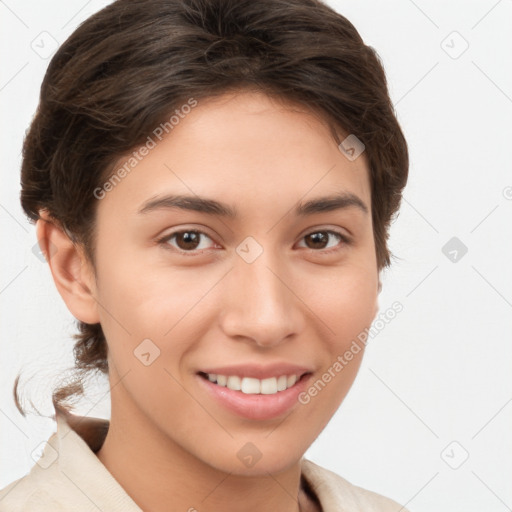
[{"x1": 97, "y1": 90, "x2": 371, "y2": 221}]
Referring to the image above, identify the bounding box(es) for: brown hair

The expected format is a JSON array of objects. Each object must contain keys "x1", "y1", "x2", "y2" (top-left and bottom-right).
[{"x1": 14, "y1": 0, "x2": 408, "y2": 418}]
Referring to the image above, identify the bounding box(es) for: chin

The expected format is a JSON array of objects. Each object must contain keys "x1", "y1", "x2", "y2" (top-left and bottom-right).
[{"x1": 198, "y1": 438, "x2": 307, "y2": 477}]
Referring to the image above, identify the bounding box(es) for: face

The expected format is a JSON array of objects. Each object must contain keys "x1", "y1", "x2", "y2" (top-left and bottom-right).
[{"x1": 74, "y1": 90, "x2": 379, "y2": 475}]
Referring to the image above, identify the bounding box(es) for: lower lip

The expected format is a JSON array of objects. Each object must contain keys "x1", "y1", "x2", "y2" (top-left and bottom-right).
[{"x1": 196, "y1": 373, "x2": 312, "y2": 421}]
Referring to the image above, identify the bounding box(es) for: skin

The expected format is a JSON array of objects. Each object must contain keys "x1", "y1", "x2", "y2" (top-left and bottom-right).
[{"x1": 37, "y1": 90, "x2": 380, "y2": 512}]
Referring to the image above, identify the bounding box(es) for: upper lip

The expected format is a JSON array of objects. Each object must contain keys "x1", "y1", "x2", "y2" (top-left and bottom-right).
[{"x1": 198, "y1": 363, "x2": 313, "y2": 380}]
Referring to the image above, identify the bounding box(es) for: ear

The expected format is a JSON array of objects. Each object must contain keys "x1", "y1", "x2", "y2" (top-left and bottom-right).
[
  {"x1": 35, "y1": 210, "x2": 100, "y2": 325},
  {"x1": 372, "y1": 279, "x2": 382, "y2": 319}
]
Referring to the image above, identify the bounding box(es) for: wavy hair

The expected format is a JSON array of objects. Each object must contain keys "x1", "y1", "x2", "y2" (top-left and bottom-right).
[{"x1": 14, "y1": 0, "x2": 408, "y2": 417}]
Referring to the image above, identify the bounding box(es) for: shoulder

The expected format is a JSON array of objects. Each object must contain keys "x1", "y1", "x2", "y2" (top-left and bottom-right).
[
  {"x1": 0, "y1": 412, "x2": 141, "y2": 512},
  {"x1": 0, "y1": 420, "x2": 84, "y2": 512},
  {"x1": 0, "y1": 430, "x2": 68, "y2": 512},
  {"x1": 301, "y1": 458, "x2": 410, "y2": 512},
  {"x1": 0, "y1": 474, "x2": 65, "y2": 512}
]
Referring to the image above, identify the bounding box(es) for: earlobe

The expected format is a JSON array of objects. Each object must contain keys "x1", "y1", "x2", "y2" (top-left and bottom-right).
[{"x1": 35, "y1": 211, "x2": 100, "y2": 325}]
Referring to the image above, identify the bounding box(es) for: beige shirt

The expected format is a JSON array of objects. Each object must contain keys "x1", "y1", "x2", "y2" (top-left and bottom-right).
[{"x1": 0, "y1": 410, "x2": 409, "y2": 511}]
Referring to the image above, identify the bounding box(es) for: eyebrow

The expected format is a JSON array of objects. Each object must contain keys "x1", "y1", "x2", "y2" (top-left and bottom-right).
[{"x1": 137, "y1": 191, "x2": 369, "y2": 218}]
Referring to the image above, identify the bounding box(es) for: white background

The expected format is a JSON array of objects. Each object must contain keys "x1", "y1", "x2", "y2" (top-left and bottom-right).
[{"x1": 1, "y1": 1, "x2": 511, "y2": 511}]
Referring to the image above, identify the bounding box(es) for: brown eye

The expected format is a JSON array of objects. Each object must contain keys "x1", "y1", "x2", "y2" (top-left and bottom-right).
[
  {"x1": 174, "y1": 231, "x2": 202, "y2": 250},
  {"x1": 304, "y1": 232, "x2": 329, "y2": 249},
  {"x1": 159, "y1": 230, "x2": 215, "y2": 253},
  {"x1": 298, "y1": 230, "x2": 350, "y2": 253}
]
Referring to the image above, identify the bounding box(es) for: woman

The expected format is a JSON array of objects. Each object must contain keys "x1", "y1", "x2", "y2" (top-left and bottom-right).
[{"x1": 0, "y1": 0, "x2": 409, "y2": 510}]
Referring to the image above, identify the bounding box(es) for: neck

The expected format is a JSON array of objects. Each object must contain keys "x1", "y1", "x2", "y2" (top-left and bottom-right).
[{"x1": 95, "y1": 383, "x2": 318, "y2": 512}]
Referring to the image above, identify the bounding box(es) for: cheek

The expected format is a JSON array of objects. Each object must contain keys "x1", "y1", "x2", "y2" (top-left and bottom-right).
[
  {"x1": 307, "y1": 264, "x2": 377, "y2": 346},
  {"x1": 296, "y1": 270, "x2": 376, "y2": 422},
  {"x1": 93, "y1": 252, "x2": 217, "y2": 367}
]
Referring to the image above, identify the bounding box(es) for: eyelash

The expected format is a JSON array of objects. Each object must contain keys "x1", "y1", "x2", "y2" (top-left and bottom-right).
[{"x1": 156, "y1": 228, "x2": 351, "y2": 256}]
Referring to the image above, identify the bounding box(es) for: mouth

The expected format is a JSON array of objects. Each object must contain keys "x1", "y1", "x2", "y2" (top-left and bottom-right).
[
  {"x1": 196, "y1": 370, "x2": 313, "y2": 420},
  {"x1": 197, "y1": 371, "x2": 310, "y2": 395}
]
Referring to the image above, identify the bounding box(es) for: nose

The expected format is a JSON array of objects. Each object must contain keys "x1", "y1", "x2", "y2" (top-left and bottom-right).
[{"x1": 219, "y1": 248, "x2": 305, "y2": 348}]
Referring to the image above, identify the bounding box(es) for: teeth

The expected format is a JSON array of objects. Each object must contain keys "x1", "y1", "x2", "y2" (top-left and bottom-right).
[
  {"x1": 242, "y1": 377, "x2": 261, "y2": 394},
  {"x1": 260, "y1": 377, "x2": 276, "y2": 394},
  {"x1": 204, "y1": 373, "x2": 302, "y2": 395},
  {"x1": 227, "y1": 375, "x2": 241, "y2": 391}
]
